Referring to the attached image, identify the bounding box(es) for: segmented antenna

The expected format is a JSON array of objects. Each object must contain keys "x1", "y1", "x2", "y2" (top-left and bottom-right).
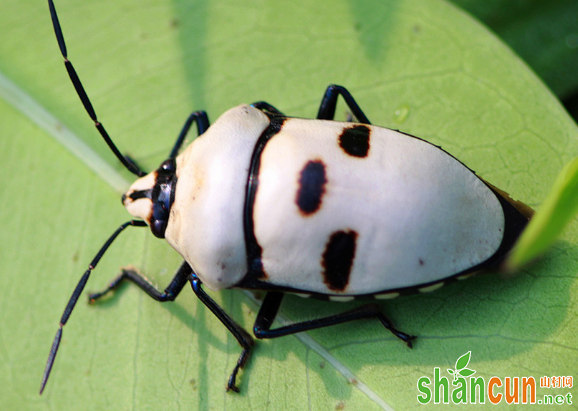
[
  {"x1": 40, "y1": 220, "x2": 147, "y2": 394},
  {"x1": 47, "y1": 0, "x2": 145, "y2": 177}
]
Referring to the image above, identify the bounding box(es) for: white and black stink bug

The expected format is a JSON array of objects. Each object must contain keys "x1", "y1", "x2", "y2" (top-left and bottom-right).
[{"x1": 41, "y1": 0, "x2": 534, "y2": 394}]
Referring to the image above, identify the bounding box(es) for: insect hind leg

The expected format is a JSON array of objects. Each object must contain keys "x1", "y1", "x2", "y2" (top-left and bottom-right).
[{"x1": 253, "y1": 292, "x2": 414, "y2": 347}]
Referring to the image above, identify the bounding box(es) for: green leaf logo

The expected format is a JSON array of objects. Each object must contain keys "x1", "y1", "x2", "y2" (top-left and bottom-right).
[{"x1": 447, "y1": 351, "x2": 476, "y2": 381}]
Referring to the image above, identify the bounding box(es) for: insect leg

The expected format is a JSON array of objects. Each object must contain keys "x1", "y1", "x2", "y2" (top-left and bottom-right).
[
  {"x1": 168, "y1": 111, "x2": 210, "y2": 159},
  {"x1": 250, "y1": 101, "x2": 285, "y2": 116},
  {"x1": 88, "y1": 261, "x2": 191, "y2": 303},
  {"x1": 316, "y1": 84, "x2": 371, "y2": 124},
  {"x1": 253, "y1": 292, "x2": 414, "y2": 347},
  {"x1": 189, "y1": 275, "x2": 255, "y2": 392}
]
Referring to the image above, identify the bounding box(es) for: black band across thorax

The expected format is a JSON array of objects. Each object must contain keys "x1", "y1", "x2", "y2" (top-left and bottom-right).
[{"x1": 242, "y1": 115, "x2": 286, "y2": 281}]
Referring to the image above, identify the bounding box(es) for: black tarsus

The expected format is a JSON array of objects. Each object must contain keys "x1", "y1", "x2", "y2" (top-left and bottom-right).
[
  {"x1": 40, "y1": 220, "x2": 147, "y2": 395},
  {"x1": 317, "y1": 84, "x2": 371, "y2": 124},
  {"x1": 47, "y1": 0, "x2": 145, "y2": 177},
  {"x1": 253, "y1": 292, "x2": 414, "y2": 346}
]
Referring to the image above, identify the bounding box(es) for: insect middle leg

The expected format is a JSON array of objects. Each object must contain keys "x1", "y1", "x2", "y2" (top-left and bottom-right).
[
  {"x1": 189, "y1": 275, "x2": 255, "y2": 392},
  {"x1": 253, "y1": 292, "x2": 414, "y2": 347}
]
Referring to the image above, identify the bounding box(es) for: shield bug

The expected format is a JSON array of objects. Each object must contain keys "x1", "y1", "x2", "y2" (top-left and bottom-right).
[{"x1": 41, "y1": 0, "x2": 533, "y2": 394}]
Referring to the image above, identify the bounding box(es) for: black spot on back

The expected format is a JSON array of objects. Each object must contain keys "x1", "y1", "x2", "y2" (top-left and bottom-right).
[
  {"x1": 322, "y1": 230, "x2": 357, "y2": 292},
  {"x1": 339, "y1": 125, "x2": 370, "y2": 157},
  {"x1": 296, "y1": 160, "x2": 327, "y2": 215}
]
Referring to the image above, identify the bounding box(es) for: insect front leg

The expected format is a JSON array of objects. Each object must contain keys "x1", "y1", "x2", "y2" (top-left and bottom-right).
[
  {"x1": 253, "y1": 292, "x2": 414, "y2": 347},
  {"x1": 88, "y1": 260, "x2": 191, "y2": 303},
  {"x1": 250, "y1": 101, "x2": 285, "y2": 116},
  {"x1": 189, "y1": 275, "x2": 255, "y2": 392},
  {"x1": 168, "y1": 111, "x2": 210, "y2": 159},
  {"x1": 316, "y1": 84, "x2": 371, "y2": 124}
]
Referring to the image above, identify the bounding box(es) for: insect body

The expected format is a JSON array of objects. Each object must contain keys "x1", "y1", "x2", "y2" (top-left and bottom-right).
[{"x1": 41, "y1": 0, "x2": 533, "y2": 394}]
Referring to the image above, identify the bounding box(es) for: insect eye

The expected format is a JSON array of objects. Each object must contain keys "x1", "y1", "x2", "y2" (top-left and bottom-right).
[
  {"x1": 149, "y1": 160, "x2": 177, "y2": 239},
  {"x1": 150, "y1": 214, "x2": 168, "y2": 239},
  {"x1": 160, "y1": 158, "x2": 176, "y2": 173}
]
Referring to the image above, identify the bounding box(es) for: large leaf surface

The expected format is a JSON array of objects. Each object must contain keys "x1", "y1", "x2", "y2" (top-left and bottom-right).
[
  {"x1": 451, "y1": 0, "x2": 578, "y2": 99},
  {"x1": 1, "y1": 0, "x2": 577, "y2": 410}
]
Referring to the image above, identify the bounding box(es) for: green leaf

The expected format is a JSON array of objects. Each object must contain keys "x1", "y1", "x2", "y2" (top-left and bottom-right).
[
  {"x1": 455, "y1": 351, "x2": 471, "y2": 371},
  {"x1": 2, "y1": 0, "x2": 577, "y2": 410},
  {"x1": 450, "y1": 0, "x2": 578, "y2": 99},
  {"x1": 508, "y1": 157, "x2": 578, "y2": 269},
  {"x1": 458, "y1": 368, "x2": 476, "y2": 377}
]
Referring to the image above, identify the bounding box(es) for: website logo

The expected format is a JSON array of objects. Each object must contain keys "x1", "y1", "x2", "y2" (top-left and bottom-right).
[
  {"x1": 447, "y1": 351, "x2": 475, "y2": 382},
  {"x1": 417, "y1": 351, "x2": 573, "y2": 405}
]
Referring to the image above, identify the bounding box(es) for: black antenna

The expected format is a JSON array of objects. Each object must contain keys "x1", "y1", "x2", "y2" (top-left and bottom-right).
[
  {"x1": 40, "y1": 220, "x2": 147, "y2": 394},
  {"x1": 47, "y1": 0, "x2": 146, "y2": 177}
]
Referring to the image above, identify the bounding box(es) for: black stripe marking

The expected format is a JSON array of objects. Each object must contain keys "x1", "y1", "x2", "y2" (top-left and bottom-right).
[
  {"x1": 242, "y1": 115, "x2": 287, "y2": 280},
  {"x1": 296, "y1": 160, "x2": 327, "y2": 215},
  {"x1": 128, "y1": 189, "x2": 153, "y2": 201},
  {"x1": 338, "y1": 125, "x2": 370, "y2": 157},
  {"x1": 321, "y1": 230, "x2": 357, "y2": 292}
]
